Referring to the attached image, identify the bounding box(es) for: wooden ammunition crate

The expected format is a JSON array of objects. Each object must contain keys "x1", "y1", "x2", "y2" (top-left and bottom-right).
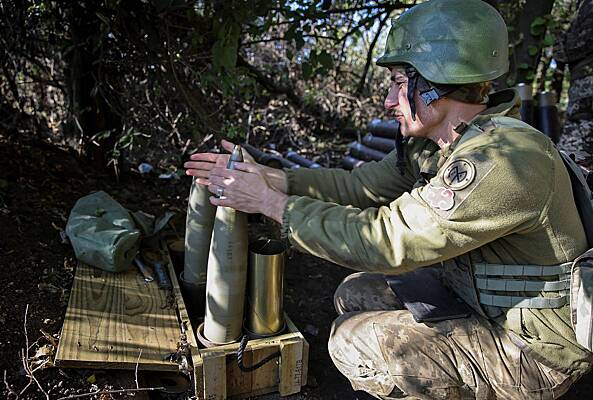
[{"x1": 162, "y1": 241, "x2": 309, "y2": 399}]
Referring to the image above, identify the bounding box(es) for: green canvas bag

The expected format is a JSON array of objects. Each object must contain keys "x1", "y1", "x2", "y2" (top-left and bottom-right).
[{"x1": 66, "y1": 191, "x2": 173, "y2": 273}]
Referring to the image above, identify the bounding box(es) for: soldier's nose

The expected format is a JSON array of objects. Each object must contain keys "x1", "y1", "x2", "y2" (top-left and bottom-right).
[{"x1": 384, "y1": 87, "x2": 399, "y2": 110}]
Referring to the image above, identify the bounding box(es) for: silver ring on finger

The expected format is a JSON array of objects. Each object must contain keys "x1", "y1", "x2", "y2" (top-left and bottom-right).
[{"x1": 216, "y1": 187, "x2": 225, "y2": 198}]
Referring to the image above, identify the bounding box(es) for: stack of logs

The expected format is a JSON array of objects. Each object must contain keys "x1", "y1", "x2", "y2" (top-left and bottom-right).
[
  {"x1": 342, "y1": 119, "x2": 398, "y2": 170},
  {"x1": 242, "y1": 119, "x2": 399, "y2": 171},
  {"x1": 242, "y1": 143, "x2": 322, "y2": 169}
]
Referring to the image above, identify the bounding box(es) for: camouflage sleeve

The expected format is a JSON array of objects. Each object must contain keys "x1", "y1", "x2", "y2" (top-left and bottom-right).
[
  {"x1": 285, "y1": 150, "x2": 416, "y2": 209},
  {"x1": 281, "y1": 130, "x2": 556, "y2": 273}
]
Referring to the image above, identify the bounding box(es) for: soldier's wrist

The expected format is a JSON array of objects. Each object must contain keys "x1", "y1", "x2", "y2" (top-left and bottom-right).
[
  {"x1": 262, "y1": 189, "x2": 288, "y2": 224},
  {"x1": 264, "y1": 167, "x2": 288, "y2": 193}
]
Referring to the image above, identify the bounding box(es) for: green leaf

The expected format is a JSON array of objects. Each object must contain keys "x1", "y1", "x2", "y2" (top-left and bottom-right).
[
  {"x1": 526, "y1": 71, "x2": 535, "y2": 81},
  {"x1": 530, "y1": 16, "x2": 548, "y2": 36},
  {"x1": 91, "y1": 130, "x2": 113, "y2": 141},
  {"x1": 528, "y1": 45, "x2": 539, "y2": 56},
  {"x1": 286, "y1": 49, "x2": 294, "y2": 60},
  {"x1": 531, "y1": 25, "x2": 545, "y2": 36},
  {"x1": 226, "y1": 125, "x2": 238, "y2": 139},
  {"x1": 212, "y1": 42, "x2": 237, "y2": 70},
  {"x1": 117, "y1": 133, "x2": 134, "y2": 149},
  {"x1": 518, "y1": 62, "x2": 530, "y2": 70},
  {"x1": 542, "y1": 34, "x2": 554, "y2": 47},
  {"x1": 531, "y1": 16, "x2": 547, "y2": 27}
]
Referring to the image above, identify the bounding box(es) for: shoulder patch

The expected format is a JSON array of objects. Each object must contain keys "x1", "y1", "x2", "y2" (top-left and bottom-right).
[
  {"x1": 442, "y1": 159, "x2": 476, "y2": 190},
  {"x1": 421, "y1": 184, "x2": 455, "y2": 211},
  {"x1": 419, "y1": 154, "x2": 496, "y2": 219}
]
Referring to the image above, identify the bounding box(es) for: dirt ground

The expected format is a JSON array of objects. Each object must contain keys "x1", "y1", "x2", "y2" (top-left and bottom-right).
[{"x1": 1, "y1": 131, "x2": 593, "y2": 399}]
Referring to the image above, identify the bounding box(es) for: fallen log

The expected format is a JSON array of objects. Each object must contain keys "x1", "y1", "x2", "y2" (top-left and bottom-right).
[
  {"x1": 348, "y1": 142, "x2": 387, "y2": 162},
  {"x1": 286, "y1": 151, "x2": 322, "y2": 169},
  {"x1": 342, "y1": 156, "x2": 365, "y2": 170},
  {"x1": 367, "y1": 118, "x2": 399, "y2": 139},
  {"x1": 242, "y1": 143, "x2": 300, "y2": 169},
  {"x1": 362, "y1": 134, "x2": 395, "y2": 153}
]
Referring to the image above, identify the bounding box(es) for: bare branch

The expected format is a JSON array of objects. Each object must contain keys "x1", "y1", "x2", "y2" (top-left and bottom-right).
[
  {"x1": 339, "y1": 10, "x2": 389, "y2": 44},
  {"x1": 135, "y1": 348, "x2": 142, "y2": 389},
  {"x1": 56, "y1": 387, "x2": 167, "y2": 400},
  {"x1": 3, "y1": 370, "x2": 18, "y2": 399},
  {"x1": 23, "y1": 304, "x2": 29, "y2": 361},
  {"x1": 268, "y1": 2, "x2": 406, "y2": 15},
  {"x1": 356, "y1": 12, "x2": 391, "y2": 94},
  {"x1": 325, "y1": 1, "x2": 407, "y2": 14},
  {"x1": 242, "y1": 33, "x2": 340, "y2": 46},
  {"x1": 237, "y1": 55, "x2": 303, "y2": 108}
]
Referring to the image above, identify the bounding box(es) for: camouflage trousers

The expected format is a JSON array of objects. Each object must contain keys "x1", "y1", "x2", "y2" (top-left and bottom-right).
[{"x1": 328, "y1": 271, "x2": 576, "y2": 400}]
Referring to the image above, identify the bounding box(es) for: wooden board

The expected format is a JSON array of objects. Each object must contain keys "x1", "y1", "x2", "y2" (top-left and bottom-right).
[
  {"x1": 193, "y1": 314, "x2": 308, "y2": 400},
  {"x1": 158, "y1": 240, "x2": 204, "y2": 395},
  {"x1": 55, "y1": 261, "x2": 180, "y2": 370}
]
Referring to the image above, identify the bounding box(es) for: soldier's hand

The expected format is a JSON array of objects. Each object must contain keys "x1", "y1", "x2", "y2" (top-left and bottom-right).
[
  {"x1": 207, "y1": 162, "x2": 288, "y2": 223},
  {"x1": 183, "y1": 140, "x2": 256, "y2": 186}
]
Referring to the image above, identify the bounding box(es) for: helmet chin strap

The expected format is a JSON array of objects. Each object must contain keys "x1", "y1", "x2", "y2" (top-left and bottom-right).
[
  {"x1": 394, "y1": 123, "x2": 407, "y2": 176},
  {"x1": 394, "y1": 66, "x2": 458, "y2": 176},
  {"x1": 405, "y1": 67, "x2": 420, "y2": 121},
  {"x1": 404, "y1": 66, "x2": 458, "y2": 120}
]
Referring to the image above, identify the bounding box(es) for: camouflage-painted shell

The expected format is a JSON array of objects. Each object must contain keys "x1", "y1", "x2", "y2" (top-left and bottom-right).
[{"x1": 377, "y1": 0, "x2": 509, "y2": 84}]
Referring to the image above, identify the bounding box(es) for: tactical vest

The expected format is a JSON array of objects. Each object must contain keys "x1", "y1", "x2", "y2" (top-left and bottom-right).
[{"x1": 440, "y1": 116, "x2": 593, "y2": 351}]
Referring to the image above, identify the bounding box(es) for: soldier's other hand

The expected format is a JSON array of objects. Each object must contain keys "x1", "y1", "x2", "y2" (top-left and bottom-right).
[{"x1": 183, "y1": 140, "x2": 255, "y2": 186}]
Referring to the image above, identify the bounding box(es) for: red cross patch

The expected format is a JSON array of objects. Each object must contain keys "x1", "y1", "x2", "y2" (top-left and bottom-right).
[{"x1": 423, "y1": 184, "x2": 455, "y2": 211}]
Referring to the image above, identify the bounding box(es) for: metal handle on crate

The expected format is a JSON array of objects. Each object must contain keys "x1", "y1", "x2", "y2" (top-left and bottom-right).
[{"x1": 236, "y1": 335, "x2": 281, "y2": 372}]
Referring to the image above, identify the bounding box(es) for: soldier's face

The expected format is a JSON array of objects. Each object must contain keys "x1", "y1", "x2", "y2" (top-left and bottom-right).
[{"x1": 385, "y1": 67, "x2": 443, "y2": 139}]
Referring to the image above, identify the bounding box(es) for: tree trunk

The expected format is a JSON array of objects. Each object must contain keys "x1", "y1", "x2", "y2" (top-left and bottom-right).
[
  {"x1": 65, "y1": 3, "x2": 122, "y2": 170},
  {"x1": 486, "y1": 0, "x2": 555, "y2": 88}
]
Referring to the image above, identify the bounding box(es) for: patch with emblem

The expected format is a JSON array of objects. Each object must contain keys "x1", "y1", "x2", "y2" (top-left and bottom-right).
[
  {"x1": 443, "y1": 159, "x2": 476, "y2": 190},
  {"x1": 422, "y1": 184, "x2": 455, "y2": 211}
]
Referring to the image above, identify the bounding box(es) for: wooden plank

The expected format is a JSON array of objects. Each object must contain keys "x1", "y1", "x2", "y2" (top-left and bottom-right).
[
  {"x1": 194, "y1": 315, "x2": 309, "y2": 398},
  {"x1": 55, "y1": 261, "x2": 180, "y2": 370},
  {"x1": 203, "y1": 352, "x2": 227, "y2": 400},
  {"x1": 278, "y1": 337, "x2": 303, "y2": 396},
  {"x1": 195, "y1": 357, "x2": 206, "y2": 400},
  {"x1": 283, "y1": 316, "x2": 309, "y2": 389},
  {"x1": 226, "y1": 350, "x2": 253, "y2": 397},
  {"x1": 301, "y1": 339, "x2": 309, "y2": 388},
  {"x1": 284, "y1": 315, "x2": 300, "y2": 333},
  {"x1": 249, "y1": 346, "x2": 280, "y2": 392},
  {"x1": 157, "y1": 241, "x2": 205, "y2": 397},
  {"x1": 235, "y1": 386, "x2": 278, "y2": 399}
]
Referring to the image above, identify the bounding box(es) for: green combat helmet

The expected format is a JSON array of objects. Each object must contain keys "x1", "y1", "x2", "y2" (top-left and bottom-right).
[{"x1": 377, "y1": 0, "x2": 509, "y2": 85}]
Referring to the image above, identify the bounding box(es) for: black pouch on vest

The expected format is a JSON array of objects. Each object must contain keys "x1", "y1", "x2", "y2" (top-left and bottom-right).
[{"x1": 386, "y1": 267, "x2": 472, "y2": 323}]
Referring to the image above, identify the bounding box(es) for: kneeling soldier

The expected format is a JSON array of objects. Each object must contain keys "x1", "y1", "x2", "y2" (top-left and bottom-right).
[{"x1": 185, "y1": 0, "x2": 593, "y2": 398}]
